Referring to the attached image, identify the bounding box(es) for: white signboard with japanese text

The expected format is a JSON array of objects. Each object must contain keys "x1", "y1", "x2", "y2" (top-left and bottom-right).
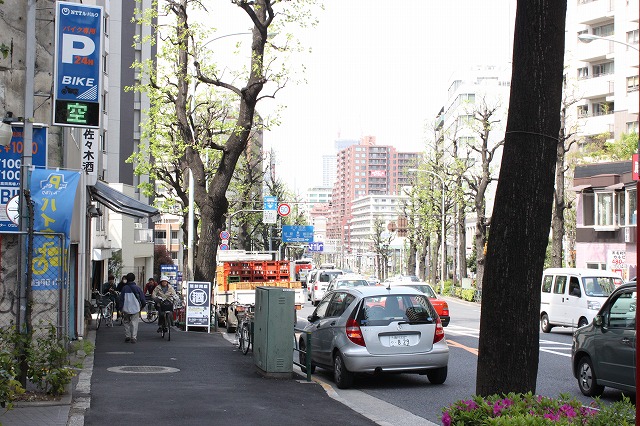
[{"x1": 185, "y1": 281, "x2": 211, "y2": 332}]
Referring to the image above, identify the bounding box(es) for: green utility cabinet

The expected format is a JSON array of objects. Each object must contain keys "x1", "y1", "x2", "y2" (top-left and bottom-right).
[{"x1": 253, "y1": 286, "x2": 295, "y2": 378}]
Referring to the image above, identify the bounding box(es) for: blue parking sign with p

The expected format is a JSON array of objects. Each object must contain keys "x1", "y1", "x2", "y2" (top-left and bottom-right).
[{"x1": 53, "y1": 1, "x2": 103, "y2": 128}]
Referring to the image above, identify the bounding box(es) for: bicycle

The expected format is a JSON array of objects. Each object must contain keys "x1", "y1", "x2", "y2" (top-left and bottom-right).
[
  {"x1": 234, "y1": 304, "x2": 254, "y2": 355},
  {"x1": 94, "y1": 291, "x2": 114, "y2": 330},
  {"x1": 158, "y1": 299, "x2": 175, "y2": 341},
  {"x1": 140, "y1": 298, "x2": 159, "y2": 323}
]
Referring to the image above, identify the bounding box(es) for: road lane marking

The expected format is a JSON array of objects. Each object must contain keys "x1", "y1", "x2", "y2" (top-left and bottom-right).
[{"x1": 447, "y1": 339, "x2": 478, "y2": 355}]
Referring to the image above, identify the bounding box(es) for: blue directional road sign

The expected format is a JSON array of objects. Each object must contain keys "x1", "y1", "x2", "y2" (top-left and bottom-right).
[
  {"x1": 282, "y1": 225, "x2": 314, "y2": 243},
  {"x1": 308, "y1": 242, "x2": 324, "y2": 252},
  {"x1": 263, "y1": 196, "x2": 277, "y2": 210}
]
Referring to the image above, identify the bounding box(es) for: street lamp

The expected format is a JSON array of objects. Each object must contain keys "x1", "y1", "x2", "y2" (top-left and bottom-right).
[
  {"x1": 578, "y1": 32, "x2": 639, "y2": 421},
  {"x1": 577, "y1": 33, "x2": 640, "y2": 51},
  {"x1": 409, "y1": 169, "x2": 446, "y2": 294}
]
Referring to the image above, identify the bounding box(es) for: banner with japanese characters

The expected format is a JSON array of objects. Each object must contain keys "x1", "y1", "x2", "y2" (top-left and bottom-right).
[
  {"x1": 185, "y1": 281, "x2": 211, "y2": 332},
  {"x1": 30, "y1": 169, "x2": 80, "y2": 290}
]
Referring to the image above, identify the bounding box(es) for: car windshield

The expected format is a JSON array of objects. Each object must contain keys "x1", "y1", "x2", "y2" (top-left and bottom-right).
[
  {"x1": 335, "y1": 279, "x2": 369, "y2": 288},
  {"x1": 319, "y1": 271, "x2": 342, "y2": 282},
  {"x1": 404, "y1": 284, "x2": 437, "y2": 298},
  {"x1": 355, "y1": 294, "x2": 437, "y2": 326},
  {"x1": 583, "y1": 277, "x2": 617, "y2": 297}
]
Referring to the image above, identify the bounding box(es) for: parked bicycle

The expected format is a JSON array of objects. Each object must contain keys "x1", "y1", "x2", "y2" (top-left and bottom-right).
[
  {"x1": 234, "y1": 303, "x2": 254, "y2": 355},
  {"x1": 93, "y1": 291, "x2": 114, "y2": 330},
  {"x1": 140, "y1": 297, "x2": 159, "y2": 324}
]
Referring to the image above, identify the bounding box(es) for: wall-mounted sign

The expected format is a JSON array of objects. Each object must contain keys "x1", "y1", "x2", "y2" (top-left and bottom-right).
[{"x1": 53, "y1": 1, "x2": 103, "y2": 128}]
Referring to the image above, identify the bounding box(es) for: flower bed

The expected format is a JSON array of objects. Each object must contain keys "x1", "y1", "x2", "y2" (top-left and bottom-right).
[{"x1": 442, "y1": 392, "x2": 635, "y2": 425}]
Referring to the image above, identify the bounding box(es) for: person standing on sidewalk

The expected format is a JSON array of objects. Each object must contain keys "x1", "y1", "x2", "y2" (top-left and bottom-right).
[{"x1": 118, "y1": 272, "x2": 145, "y2": 343}]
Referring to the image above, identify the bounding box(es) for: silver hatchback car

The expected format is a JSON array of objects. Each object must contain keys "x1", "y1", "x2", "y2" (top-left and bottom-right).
[
  {"x1": 298, "y1": 286, "x2": 449, "y2": 389},
  {"x1": 571, "y1": 282, "x2": 636, "y2": 396}
]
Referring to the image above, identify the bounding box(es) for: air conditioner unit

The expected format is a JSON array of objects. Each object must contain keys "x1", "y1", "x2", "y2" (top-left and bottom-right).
[{"x1": 134, "y1": 223, "x2": 142, "y2": 229}]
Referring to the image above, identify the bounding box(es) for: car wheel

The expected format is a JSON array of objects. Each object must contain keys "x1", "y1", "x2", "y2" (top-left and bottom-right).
[
  {"x1": 333, "y1": 352, "x2": 354, "y2": 389},
  {"x1": 298, "y1": 339, "x2": 316, "y2": 374},
  {"x1": 577, "y1": 317, "x2": 589, "y2": 328},
  {"x1": 540, "y1": 314, "x2": 553, "y2": 333},
  {"x1": 426, "y1": 366, "x2": 447, "y2": 384},
  {"x1": 577, "y1": 356, "x2": 605, "y2": 397}
]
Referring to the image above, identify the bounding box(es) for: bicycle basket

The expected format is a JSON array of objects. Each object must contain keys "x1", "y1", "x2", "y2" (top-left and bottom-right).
[
  {"x1": 96, "y1": 295, "x2": 112, "y2": 307},
  {"x1": 159, "y1": 299, "x2": 174, "y2": 311}
]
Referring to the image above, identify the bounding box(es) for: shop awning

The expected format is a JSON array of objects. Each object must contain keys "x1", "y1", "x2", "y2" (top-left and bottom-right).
[{"x1": 89, "y1": 181, "x2": 160, "y2": 220}]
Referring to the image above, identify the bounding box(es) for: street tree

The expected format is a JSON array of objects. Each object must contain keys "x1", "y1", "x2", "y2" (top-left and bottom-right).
[
  {"x1": 460, "y1": 98, "x2": 505, "y2": 290},
  {"x1": 130, "y1": 0, "x2": 317, "y2": 282},
  {"x1": 476, "y1": 0, "x2": 567, "y2": 395},
  {"x1": 371, "y1": 217, "x2": 394, "y2": 281}
]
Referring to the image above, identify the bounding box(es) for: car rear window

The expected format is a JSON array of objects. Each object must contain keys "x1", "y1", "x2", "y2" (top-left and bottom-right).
[
  {"x1": 319, "y1": 271, "x2": 342, "y2": 282},
  {"x1": 404, "y1": 284, "x2": 437, "y2": 298},
  {"x1": 355, "y1": 294, "x2": 437, "y2": 326}
]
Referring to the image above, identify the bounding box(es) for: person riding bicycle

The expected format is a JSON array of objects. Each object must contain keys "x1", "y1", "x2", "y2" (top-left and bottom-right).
[
  {"x1": 152, "y1": 276, "x2": 177, "y2": 333},
  {"x1": 101, "y1": 275, "x2": 119, "y2": 318},
  {"x1": 144, "y1": 277, "x2": 158, "y2": 300}
]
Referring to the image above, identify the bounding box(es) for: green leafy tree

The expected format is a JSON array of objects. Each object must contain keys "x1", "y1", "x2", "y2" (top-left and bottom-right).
[{"x1": 130, "y1": 0, "x2": 318, "y2": 282}]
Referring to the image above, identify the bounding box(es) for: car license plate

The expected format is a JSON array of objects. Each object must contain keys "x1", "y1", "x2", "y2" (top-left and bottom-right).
[{"x1": 389, "y1": 335, "x2": 410, "y2": 347}]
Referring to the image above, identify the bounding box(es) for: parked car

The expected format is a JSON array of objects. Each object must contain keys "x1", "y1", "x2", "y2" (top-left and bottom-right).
[
  {"x1": 309, "y1": 269, "x2": 344, "y2": 306},
  {"x1": 540, "y1": 268, "x2": 623, "y2": 332},
  {"x1": 326, "y1": 275, "x2": 371, "y2": 292},
  {"x1": 571, "y1": 282, "x2": 636, "y2": 396},
  {"x1": 385, "y1": 281, "x2": 450, "y2": 326},
  {"x1": 384, "y1": 275, "x2": 420, "y2": 283},
  {"x1": 298, "y1": 286, "x2": 449, "y2": 389}
]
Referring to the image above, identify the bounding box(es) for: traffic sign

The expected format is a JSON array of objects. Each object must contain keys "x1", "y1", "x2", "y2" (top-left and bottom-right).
[
  {"x1": 308, "y1": 242, "x2": 324, "y2": 252},
  {"x1": 220, "y1": 230, "x2": 230, "y2": 240},
  {"x1": 277, "y1": 203, "x2": 291, "y2": 217},
  {"x1": 219, "y1": 244, "x2": 229, "y2": 250},
  {"x1": 263, "y1": 210, "x2": 277, "y2": 224},
  {"x1": 282, "y1": 225, "x2": 314, "y2": 243},
  {"x1": 263, "y1": 196, "x2": 277, "y2": 210}
]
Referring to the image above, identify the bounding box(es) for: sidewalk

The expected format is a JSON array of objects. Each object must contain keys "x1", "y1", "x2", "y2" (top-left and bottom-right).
[{"x1": 0, "y1": 319, "x2": 380, "y2": 426}]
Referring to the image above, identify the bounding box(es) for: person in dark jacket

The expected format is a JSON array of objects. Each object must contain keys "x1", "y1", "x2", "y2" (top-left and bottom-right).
[{"x1": 118, "y1": 273, "x2": 145, "y2": 343}]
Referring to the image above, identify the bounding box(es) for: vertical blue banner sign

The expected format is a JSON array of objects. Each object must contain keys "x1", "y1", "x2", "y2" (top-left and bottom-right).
[
  {"x1": 30, "y1": 169, "x2": 81, "y2": 290},
  {"x1": 0, "y1": 126, "x2": 48, "y2": 232},
  {"x1": 53, "y1": 1, "x2": 103, "y2": 128}
]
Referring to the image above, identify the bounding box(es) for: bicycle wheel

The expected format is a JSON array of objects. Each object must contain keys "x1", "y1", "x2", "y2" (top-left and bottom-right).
[
  {"x1": 167, "y1": 313, "x2": 171, "y2": 341},
  {"x1": 96, "y1": 308, "x2": 103, "y2": 330},
  {"x1": 141, "y1": 309, "x2": 158, "y2": 324},
  {"x1": 240, "y1": 322, "x2": 250, "y2": 355},
  {"x1": 105, "y1": 304, "x2": 114, "y2": 327}
]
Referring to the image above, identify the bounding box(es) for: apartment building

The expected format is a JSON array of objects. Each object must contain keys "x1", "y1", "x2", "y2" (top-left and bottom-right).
[
  {"x1": 326, "y1": 136, "x2": 419, "y2": 252},
  {"x1": 565, "y1": 0, "x2": 639, "y2": 277},
  {"x1": 565, "y1": 0, "x2": 639, "y2": 145}
]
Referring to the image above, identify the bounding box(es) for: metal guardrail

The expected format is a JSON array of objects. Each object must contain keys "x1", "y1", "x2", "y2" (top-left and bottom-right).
[{"x1": 293, "y1": 327, "x2": 312, "y2": 382}]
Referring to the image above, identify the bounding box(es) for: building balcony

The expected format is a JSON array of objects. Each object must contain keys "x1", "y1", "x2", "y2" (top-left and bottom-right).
[
  {"x1": 577, "y1": 112, "x2": 615, "y2": 136},
  {"x1": 578, "y1": 76, "x2": 614, "y2": 99},
  {"x1": 576, "y1": 0, "x2": 614, "y2": 26},
  {"x1": 575, "y1": 38, "x2": 614, "y2": 62}
]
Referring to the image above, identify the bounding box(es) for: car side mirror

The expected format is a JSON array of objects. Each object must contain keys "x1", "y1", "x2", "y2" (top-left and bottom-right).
[
  {"x1": 593, "y1": 315, "x2": 602, "y2": 327},
  {"x1": 307, "y1": 314, "x2": 317, "y2": 323}
]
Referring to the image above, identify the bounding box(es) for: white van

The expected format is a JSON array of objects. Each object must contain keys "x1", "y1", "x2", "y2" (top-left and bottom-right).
[
  {"x1": 309, "y1": 269, "x2": 344, "y2": 306},
  {"x1": 540, "y1": 268, "x2": 623, "y2": 332}
]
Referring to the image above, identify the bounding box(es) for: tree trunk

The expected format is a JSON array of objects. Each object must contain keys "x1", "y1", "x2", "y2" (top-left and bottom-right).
[
  {"x1": 476, "y1": 0, "x2": 567, "y2": 396},
  {"x1": 458, "y1": 209, "x2": 468, "y2": 279},
  {"x1": 551, "y1": 108, "x2": 567, "y2": 267},
  {"x1": 407, "y1": 239, "x2": 417, "y2": 276}
]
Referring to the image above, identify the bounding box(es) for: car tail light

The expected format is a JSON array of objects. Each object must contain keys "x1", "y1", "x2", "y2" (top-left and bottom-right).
[
  {"x1": 433, "y1": 316, "x2": 445, "y2": 344},
  {"x1": 314, "y1": 285, "x2": 319, "y2": 291},
  {"x1": 442, "y1": 303, "x2": 449, "y2": 317},
  {"x1": 346, "y1": 317, "x2": 366, "y2": 347}
]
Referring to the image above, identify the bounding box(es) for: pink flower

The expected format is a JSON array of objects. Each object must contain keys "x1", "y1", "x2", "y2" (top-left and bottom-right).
[
  {"x1": 463, "y1": 400, "x2": 478, "y2": 411},
  {"x1": 441, "y1": 411, "x2": 451, "y2": 426}
]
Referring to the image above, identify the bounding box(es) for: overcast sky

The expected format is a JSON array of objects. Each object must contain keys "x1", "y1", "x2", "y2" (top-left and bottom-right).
[{"x1": 209, "y1": 1, "x2": 517, "y2": 193}]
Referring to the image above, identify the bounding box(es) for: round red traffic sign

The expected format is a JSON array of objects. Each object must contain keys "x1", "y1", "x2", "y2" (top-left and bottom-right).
[
  {"x1": 220, "y1": 230, "x2": 230, "y2": 240},
  {"x1": 277, "y1": 203, "x2": 291, "y2": 217},
  {"x1": 219, "y1": 244, "x2": 229, "y2": 250}
]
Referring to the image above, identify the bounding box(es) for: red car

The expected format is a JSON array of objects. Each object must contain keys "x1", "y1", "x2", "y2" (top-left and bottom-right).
[{"x1": 386, "y1": 281, "x2": 450, "y2": 326}]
